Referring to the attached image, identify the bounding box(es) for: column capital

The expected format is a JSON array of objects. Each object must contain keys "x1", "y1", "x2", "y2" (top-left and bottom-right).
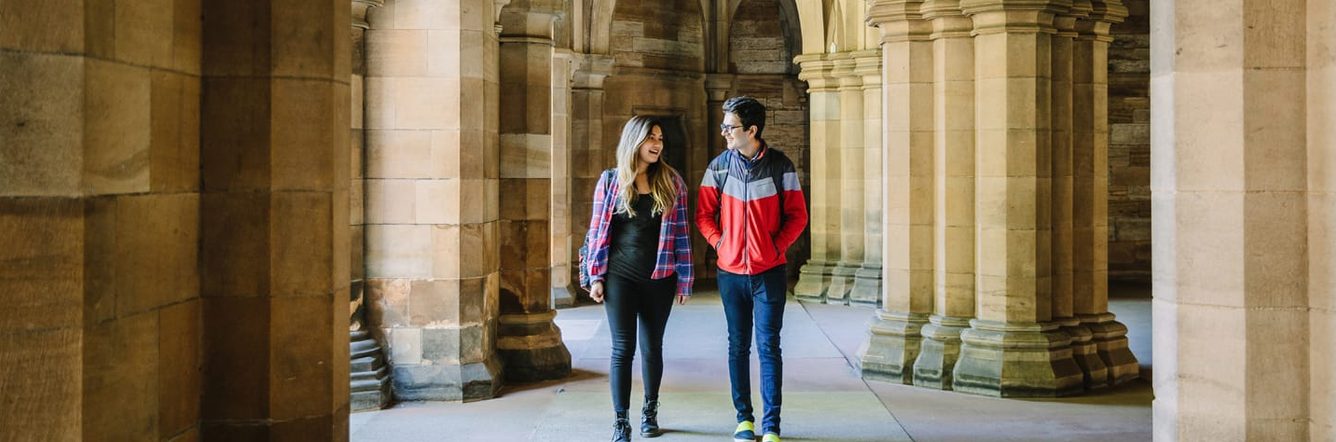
[
  {"x1": 795, "y1": 53, "x2": 842, "y2": 92},
  {"x1": 553, "y1": 48, "x2": 578, "y2": 86},
  {"x1": 572, "y1": 53, "x2": 615, "y2": 89},
  {"x1": 1053, "y1": 0, "x2": 1083, "y2": 37},
  {"x1": 921, "y1": 0, "x2": 963, "y2": 20},
  {"x1": 1068, "y1": 0, "x2": 1093, "y2": 21},
  {"x1": 352, "y1": 0, "x2": 384, "y2": 30},
  {"x1": 705, "y1": 74, "x2": 737, "y2": 102},
  {"x1": 852, "y1": 49, "x2": 883, "y2": 83},
  {"x1": 830, "y1": 52, "x2": 863, "y2": 89},
  {"x1": 499, "y1": 8, "x2": 559, "y2": 40},
  {"x1": 922, "y1": 0, "x2": 973, "y2": 39},
  {"x1": 1074, "y1": 0, "x2": 1127, "y2": 41},
  {"x1": 494, "y1": 0, "x2": 512, "y2": 32},
  {"x1": 867, "y1": 0, "x2": 933, "y2": 43},
  {"x1": 960, "y1": 0, "x2": 1065, "y2": 35}
]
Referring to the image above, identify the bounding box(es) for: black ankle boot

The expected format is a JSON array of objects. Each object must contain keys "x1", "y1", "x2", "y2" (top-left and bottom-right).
[
  {"x1": 612, "y1": 412, "x2": 632, "y2": 442},
  {"x1": 640, "y1": 400, "x2": 661, "y2": 437}
]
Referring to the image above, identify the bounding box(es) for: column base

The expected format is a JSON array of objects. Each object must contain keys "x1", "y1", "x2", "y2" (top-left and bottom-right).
[
  {"x1": 551, "y1": 285, "x2": 576, "y2": 309},
  {"x1": 497, "y1": 310, "x2": 572, "y2": 382},
  {"x1": 911, "y1": 315, "x2": 970, "y2": 390},
  {"x1": 826, "y1": 264, "x2": 860, "y2": 305},
  {"x1": 794, "y1": 261, "x2": 833, "y2": 303},
  {"x1": 391, "y1": 355, "x2": 502, "y2": 402},
  {"x1": 1058, "y1": 316, "x2": 1109, "y2": 390},
  {"x1": 952, "y1": 319, "x2": 1084, "y2": 397},
  {"x1": 858, "y1": 310, "x2": 929, "y2": 384},
  {"x1": 849, "y1": 266, "x2": 882, "y2": 306},
  {"x1": 1082, "y1": 313, "x2": 1140, "y2": 386}
]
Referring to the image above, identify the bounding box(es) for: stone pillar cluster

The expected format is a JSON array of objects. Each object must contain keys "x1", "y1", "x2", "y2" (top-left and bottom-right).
[
  {"x1": 364, "y1": 0, "x2": 506, "y2": 401},
  {"x1": 350, "y1": 0, "x2": 382, "y2": 332},
  {"x1": 850, "y1": 53, "x2": 887, "y2": 305},
  {"x1": 859, "y1": 0, "x2": 1136, "y2": 397},
  {"x1": 827, "y1": 54, "x2": 867, "y2": 303},
  {"x1": 794, "y1": 50, "x2": 884, "y2": 305},
  {"x1": 568, "y1": 54, "x2": 616, "y2": 296},
  {"x1": 859, "y1": 0, "x2": 934, "y2": 383},
  {"x1": 550, "y1": 51, "x2": 577, "y2": 308},
  {"x1": 794, "y1": 54, "x2": 840, "y2": 302},
  {"x1": 913, "y1": 0, "x2": 975, "y2": 390},
  {"x1": 496, "y1": 2, "x2": 572, "y2": 382},
  {"x1": 1152, "y1": 0, "x2": 1335, "y2": 438}
]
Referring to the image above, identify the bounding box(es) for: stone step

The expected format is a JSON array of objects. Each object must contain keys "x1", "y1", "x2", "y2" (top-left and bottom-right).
[
  {"x1": 351, "y1": 378, "x2": 384, "y2": 393},
  {"x1": 351, "y1": 344, "x2": 381, "y2": 361},
  {"x1": 351, "y1": 355, "x2": 384, "y2": 373},
  {"x1": 351, "y1": 338, "x2": 378, "y2": 354},
  {"x1": 349, "y1": 330, "x2": 392, "y2": 413},
  {"x1": 351, "y1": 365, "x2": 387, "y2": 383},
  {"x1": 350, "y1": 389, "x2": 389, "y2": 412}
]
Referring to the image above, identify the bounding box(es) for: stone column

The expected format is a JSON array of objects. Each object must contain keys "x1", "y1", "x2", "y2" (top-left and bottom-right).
[
  {"x1": 1072, "y1": 0, "x2": 1136, "y2": 387},
  {"x1": 198, "y1": 0, "x2": 352, "y2": 436},
  {"x1": 570, "y1": 54, "x2": 615, "y2": 302},
  {"x1": 794, "y1": 53, "x2": 841, "y2": 302},
  {"x1": 350, "y1": 0, "x2": 383, "y2": 331},
  {"x1": 951, "y1": 0, "x2": 1083, "y2": 397},
  {"x1": 850, "y1": 51, "x2": 886, "y2": 306},
  {"x1": 497, "y1": 5, "x2": 572, "y2": 382},
  {"x1": 1152, "y1": 0, "x2": 1315, "y2": 438},
  {"x1": 2, "y1": 1, "x2": 207, "y2": 439},
  {"x1": 912, "y1": 0, "x2": 974, "y2": 390},
  {"x1": 364, "y1": 0, "x2": 504, "y2": 401},
  {"x1": 550, "y1": 50, "x2": 576, "y2": 308},
  {"x1": 1309, "y1": 3, "x2": 1336, "y2": 438},
  {"x1": 703, "y1": 73, "x2": 737, "y2": 282},
  {"x1": 859, "y1": 0, "x2": 935, "y2": 384},
  {"x1": 827, "y1": 55, "x2": 866, "y2": 304},
  {"x1": 1053, "y1": 0, "x2": 1109, "y2": 390}
]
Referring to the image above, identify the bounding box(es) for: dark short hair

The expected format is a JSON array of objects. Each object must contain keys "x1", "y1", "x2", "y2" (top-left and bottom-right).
[{"x1": 722, "y1": 96, "x2": 766, "y2": 139}]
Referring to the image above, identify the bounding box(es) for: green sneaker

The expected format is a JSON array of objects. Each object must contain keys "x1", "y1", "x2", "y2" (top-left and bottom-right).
[
  {"x1": 761, "y1": 432, "x2": 781, "y2": 442},
  {"x1": 733, "y1": 421, "x2": 755, "y2": 442}
]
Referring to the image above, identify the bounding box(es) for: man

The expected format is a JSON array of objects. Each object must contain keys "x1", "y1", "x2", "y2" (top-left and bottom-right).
[{"x1": 696, "y1": 96, "x2": 808, "y2": 442}]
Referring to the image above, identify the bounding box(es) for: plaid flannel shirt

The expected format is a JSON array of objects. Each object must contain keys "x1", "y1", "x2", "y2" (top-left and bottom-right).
[{"x1": 579, "y1": 169, "x2": 694, "y2": 297}]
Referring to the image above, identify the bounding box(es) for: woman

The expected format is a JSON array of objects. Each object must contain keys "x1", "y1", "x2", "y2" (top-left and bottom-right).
[{"x1": 579, "y1": 116, "x2": 694, "y2": 442}]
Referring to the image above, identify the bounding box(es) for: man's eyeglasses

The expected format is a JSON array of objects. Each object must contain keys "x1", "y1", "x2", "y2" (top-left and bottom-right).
[{"x1": 719, "y1": 124, "x2": 743, "y2": 132}]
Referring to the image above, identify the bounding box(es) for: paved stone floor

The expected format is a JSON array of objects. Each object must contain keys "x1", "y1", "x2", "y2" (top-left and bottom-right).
[{"x1": 350, "y1": 284, "x2": 1152, "y2": 441}]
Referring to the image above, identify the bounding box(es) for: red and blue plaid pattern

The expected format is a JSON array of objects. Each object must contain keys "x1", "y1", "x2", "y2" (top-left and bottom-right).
[{"x1": 579, "y1": 169, "x2": 694, "y2": 297}]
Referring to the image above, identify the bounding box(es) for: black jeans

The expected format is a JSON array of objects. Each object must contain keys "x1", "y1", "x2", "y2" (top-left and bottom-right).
[{"x1": 604, "y1": 273, "x2": 676, "y2": 414}]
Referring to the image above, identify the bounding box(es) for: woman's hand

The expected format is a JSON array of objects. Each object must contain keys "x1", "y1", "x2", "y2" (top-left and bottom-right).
[
  {"x1": 676, "y1": 294, "x2": 688, "y2": 305},
  {"x1": 590, "y1": 281, "x2": 605, "y2": 303}
]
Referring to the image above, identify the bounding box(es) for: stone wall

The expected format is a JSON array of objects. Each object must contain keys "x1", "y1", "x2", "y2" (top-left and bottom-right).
[
  {"x1": 608, "y1": 0, "x2": 705, "y2": 70},
  {"x1": 730, "y1": 0, "x2": 793, "y2": 75},
  {"x1": 1107, "y1": 0, "x2": 1150, "y2": 282},
  {"x1": 591, "y1": 0, "x2": 712, "y2": 276}
]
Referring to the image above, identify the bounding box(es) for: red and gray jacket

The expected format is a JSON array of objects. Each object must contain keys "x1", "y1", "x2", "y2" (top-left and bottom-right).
[{"x1": 696, "y1": 143, "x2": 808, "y2": 275}]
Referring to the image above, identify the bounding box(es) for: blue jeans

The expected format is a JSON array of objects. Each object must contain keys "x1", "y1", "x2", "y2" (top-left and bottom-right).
[{"x1": 717, "y1": 266, "x2": 786, "y2": 435}]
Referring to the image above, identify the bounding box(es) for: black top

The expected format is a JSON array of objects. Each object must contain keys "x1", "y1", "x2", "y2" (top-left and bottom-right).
[{"x1": 607, "y1": 193, "x2": 662, "y2": 282}]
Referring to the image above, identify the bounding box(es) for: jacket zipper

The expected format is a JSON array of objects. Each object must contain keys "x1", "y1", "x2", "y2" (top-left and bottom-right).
[{"x1": 743, "y1": 154, "x2": 752, "y2": 273}]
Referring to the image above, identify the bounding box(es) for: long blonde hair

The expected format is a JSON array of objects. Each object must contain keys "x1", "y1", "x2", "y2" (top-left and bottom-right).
[{"x1": 614, "y1": 116, "x2": 680, "y2": 217}]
